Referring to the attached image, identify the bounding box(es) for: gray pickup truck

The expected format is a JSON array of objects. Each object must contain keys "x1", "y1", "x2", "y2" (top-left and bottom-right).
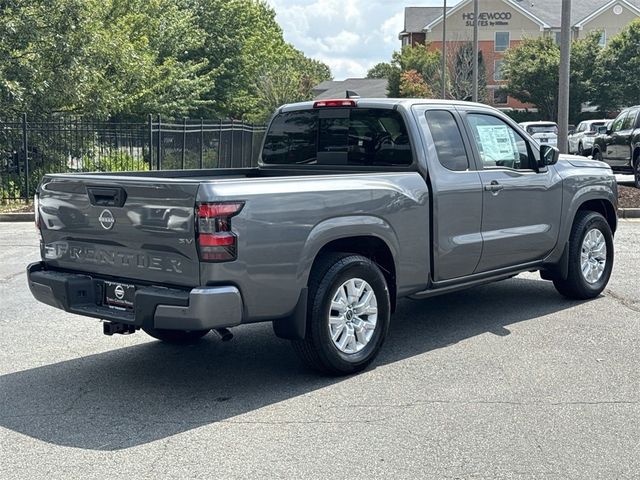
[{"x1": 28, "y1": 99, "x2": 618, "y2": 375}]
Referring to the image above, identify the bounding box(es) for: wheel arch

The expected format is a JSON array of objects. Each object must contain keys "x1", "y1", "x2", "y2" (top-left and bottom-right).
[
  {"x1": 310, "y1": 236, "x2": 397, "y2": 313},
  {"x1": 576, "y1": 198, "x2": 617, "y2": 235}
]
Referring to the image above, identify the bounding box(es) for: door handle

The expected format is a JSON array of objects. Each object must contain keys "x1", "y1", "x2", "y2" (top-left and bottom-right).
[{"x1": 484, "y1": 181, "x2": 504, "y2": 193}]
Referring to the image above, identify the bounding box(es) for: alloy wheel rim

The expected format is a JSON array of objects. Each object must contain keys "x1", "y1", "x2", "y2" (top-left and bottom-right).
[
  {"x1": 580, "y1": 228, "x2": 607, "y2": 284},
  {"x1": 328, "y1": 278, "x2": 378, "y2": 354}
]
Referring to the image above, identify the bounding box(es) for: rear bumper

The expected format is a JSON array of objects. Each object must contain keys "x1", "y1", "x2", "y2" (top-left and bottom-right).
[{"x1": 27, "y1": 262, "x2": 243, "y2": 330}]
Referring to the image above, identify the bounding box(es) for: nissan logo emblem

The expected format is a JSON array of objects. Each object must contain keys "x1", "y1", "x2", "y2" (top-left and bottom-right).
[
  {"x1": 114, "y1": 285, "x2": 125, "y2": 300},
  {"x1": 99, "y1": 209, "x2": 115, "y2": 230}
]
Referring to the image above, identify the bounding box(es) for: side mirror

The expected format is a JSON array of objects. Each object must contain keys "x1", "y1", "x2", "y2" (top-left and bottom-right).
[
  {"x1": 539, "y1": 144, "x2": 559, "y2": 168},
  {"x1": 597, "y1": 126, "x2": 608, "y2": 135},
  {"x1": 568, "y1": 129, "x2": 575, "y2": 135}
]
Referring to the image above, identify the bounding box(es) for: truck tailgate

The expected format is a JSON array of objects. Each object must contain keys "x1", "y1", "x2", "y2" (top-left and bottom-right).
[{"x1": 38, "y1": 175, "x2": 200, "y2": 287}]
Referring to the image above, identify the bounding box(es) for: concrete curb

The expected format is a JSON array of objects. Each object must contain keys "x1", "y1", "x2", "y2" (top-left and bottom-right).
[
  {"x1": 618, "y1": 208, "x2": 640, "y2": 219},
  {"x1": 0, "y1": 212, "x2": 34, "y2": 222}
]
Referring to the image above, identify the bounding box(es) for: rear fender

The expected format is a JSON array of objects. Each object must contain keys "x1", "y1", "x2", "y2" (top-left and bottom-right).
[{"x1": 297, "y1": 215, "x2": 400, "y2": 288}]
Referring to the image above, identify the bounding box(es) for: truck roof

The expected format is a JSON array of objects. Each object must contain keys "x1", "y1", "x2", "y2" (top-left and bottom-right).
[{"x1": 279, "y1": 98, "x2": 492, "y2": 113}]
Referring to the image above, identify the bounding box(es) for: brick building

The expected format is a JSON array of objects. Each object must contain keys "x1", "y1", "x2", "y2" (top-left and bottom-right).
[{"x1": 399, "y1": 0, "x2": 640, "y2": 110}]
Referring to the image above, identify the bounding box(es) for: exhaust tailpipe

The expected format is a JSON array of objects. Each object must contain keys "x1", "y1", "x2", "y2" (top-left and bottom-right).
[{"x1": 213, "y1": 327, "x2": 233, "y2": 342}]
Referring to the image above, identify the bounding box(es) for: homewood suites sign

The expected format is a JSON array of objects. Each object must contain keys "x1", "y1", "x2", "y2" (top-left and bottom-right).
[{"x1": 462, "y1": 11, "x2": 512, "y2": 27}]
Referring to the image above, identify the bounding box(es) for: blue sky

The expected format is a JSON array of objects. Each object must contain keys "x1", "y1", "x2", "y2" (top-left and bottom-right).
[{"x1": 265, "y1": 0, "x2": 461, "y2": 80}]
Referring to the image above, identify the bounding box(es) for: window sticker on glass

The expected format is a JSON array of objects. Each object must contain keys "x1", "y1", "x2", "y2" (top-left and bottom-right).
[{"x1": 475, "y1": 125, "x2": 516, "y2": 162}]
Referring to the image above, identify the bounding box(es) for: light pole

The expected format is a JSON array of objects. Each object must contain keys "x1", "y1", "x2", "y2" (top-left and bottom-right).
[
  {"x1": 441, "y1": 0, "x2": 447, "y2": 99},
  {"x1": 557, "y1": 0, "x2": 572, "y2": 153},
  {"x1": 472, "y1": 0, "x2": 479, "y2": 102}
]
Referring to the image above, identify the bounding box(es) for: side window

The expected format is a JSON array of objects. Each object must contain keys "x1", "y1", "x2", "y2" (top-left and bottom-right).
[
  {"x1": 622, "y1": 109, "x2": 638, "y2": 130},
  {"x1": 467, "y1": 114, "x2": 534, "y2": 170},
  {"x1": 425, "y1": 110, "x2": 469, "y2": 171},
  {"x1": 611, "y1": 112, "x2": 627, "y2": 132}
]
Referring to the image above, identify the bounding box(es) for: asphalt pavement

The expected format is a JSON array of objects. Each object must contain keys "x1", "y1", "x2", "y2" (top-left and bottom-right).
[{"x1": 0, "y1": 221, "x2": 638, "y2": 480}]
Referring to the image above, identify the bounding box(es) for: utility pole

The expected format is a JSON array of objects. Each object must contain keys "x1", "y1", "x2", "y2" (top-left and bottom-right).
[
  {"x1": 557, "y1": 0, "x2": 572, "y2": 153},
  {"x1": 441, "y1": 0, "x2": 447, "y2": 99},
  {"x1": 472, "y1": 0, "x2": 479, "y2": 102}
]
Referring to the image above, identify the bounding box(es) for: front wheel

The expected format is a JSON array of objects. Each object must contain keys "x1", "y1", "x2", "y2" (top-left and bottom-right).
[
  {"x1": 553, "y1": 211, "x2": 614, "y2": 299},
  {"x1": 143, "y1": 327, "x2": 210, "y2": 344},
  {"x1": 633, "y1": 155, "x2": 640, "y2": 189},
  {"x1": 578, "y1": 142, "x2": 584, "y2": 156},
  {"x1": 292, "y1": 253, "x2": 391, "y2": 375}
]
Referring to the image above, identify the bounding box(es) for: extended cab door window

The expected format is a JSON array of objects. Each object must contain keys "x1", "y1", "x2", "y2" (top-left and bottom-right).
[
  {"x1": 466, "y1": 114, "x2": 535, "y2": 170},
  {"x1": 425, "y1": 110, "x2": 469, "y2": 171}
]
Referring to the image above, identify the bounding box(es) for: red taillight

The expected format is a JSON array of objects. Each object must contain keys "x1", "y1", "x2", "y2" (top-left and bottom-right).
[
  {"x1": 196, "y1": 202, "x2": 244, "y2": 262},
  {"x1": 313, "y1": 99, "x2": 356, "y2": 108}
]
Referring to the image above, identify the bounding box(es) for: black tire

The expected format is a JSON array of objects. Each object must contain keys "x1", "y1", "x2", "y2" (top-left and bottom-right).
[
  {"x1": 143, "y1": 327, "x2": 210, "y2": 344},
  {"x1": 578, "y1": 142, "x2": 584, "y2": 156},
  {"x1": 633, "y1": 154, "x2": 640, "y2": 189},
  {"x1": 553, "y1": 211, "x2": 614, "y2": 300},
  {"x1": 593, "y1": 148, "x2": 603, "y2": 162},
  {"x1": 291, "y1": 253, "x2": 391, "y2": 375}
]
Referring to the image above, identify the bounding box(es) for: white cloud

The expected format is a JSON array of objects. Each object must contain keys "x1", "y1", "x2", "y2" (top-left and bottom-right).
[{"x1": 266, "y1": 0, "x2": 460, "y2": 80}]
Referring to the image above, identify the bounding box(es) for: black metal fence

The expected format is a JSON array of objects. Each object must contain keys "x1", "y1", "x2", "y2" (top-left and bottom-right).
[{"x1": 0, "y1": 114, "x2": 267, "y2": 202}]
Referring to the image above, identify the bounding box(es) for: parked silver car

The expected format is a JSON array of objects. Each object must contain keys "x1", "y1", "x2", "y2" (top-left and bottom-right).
[
  {"x1": 568, "y1": 119, "x2": 609, "y2": 156},
  {"x1": 519, "y1": 121, "x2": 558, "y2": 147}
]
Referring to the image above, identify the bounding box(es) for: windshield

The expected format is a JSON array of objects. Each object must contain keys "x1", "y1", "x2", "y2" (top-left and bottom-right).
[{"x1": 526, "y1": 124, "x2": 558, "y2": 135}]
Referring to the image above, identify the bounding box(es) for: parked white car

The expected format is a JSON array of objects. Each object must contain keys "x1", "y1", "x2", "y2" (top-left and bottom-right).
[
  {"x1": 568, "y1": 119, "x2": 609, "y2": 156},
  {"x1": 519, "y1": 121, "x2": 558, "y2": 147}
]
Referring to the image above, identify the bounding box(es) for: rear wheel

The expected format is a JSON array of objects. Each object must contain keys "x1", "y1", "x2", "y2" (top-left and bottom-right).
[
  {"x1": 553, "y1": 211, "x2": 613, "y2": 299},
  {"x1": 633, "y1": 154, "x2": 640, "y2": 189},
  {"x1": 292, "y1": 253, "x2": 390, "y2": 375},
  {"x1": 143, "y1": 327, "x2": 210, "y2": 344}
]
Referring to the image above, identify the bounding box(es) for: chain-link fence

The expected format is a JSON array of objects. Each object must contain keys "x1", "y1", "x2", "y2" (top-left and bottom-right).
[{"x1": 0, "y1": 115, "x2": 267, "y2": 202}]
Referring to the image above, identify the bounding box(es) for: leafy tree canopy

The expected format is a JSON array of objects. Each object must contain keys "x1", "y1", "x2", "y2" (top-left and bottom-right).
[
  {"x1": 366, "y1": 62, "x2": 395, "y2": 79},
  {"x1": 0, "y1": 0, "x2": 331, "y2": 121},
  {"x1": 502, "y1": 33, "x2": 601, "y2": 122},
  {"x1": 386, "y1": 44, "x2": 441, "y2": 98},
  {"x1": 593, "y1": 19, "x2": 640, "y2": 111}
]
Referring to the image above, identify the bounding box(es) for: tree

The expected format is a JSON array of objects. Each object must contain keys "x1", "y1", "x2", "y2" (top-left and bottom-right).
[
  {"x1": 0, "y1": 0, "x2": 331, "y2": 120},
  {"x1": 386, "y1": 44, "x2": 440, "y2": 97},
  {"x1": 367, "y1": 62, "x2": 395, "y2": 79},
  {"x1": 399, "y1": 70, "x2": 432, "y2": 98},
  {"x1": 0, "y1": 0, "x2": 213, "y2": 118},
  {"x1": 447, "y1": 42, "x2": 487, "y2": 102},
  {"x1": 247, "y1": 47, "x2": 332, "y2": 122},
  {"x1": 502, "y1": 37, "x2": 560, "y2": 119},
  {"x1": 569, "y1": 31, "x2": 602, "y2": 119},
  {"x1": 593, "y1": 19, "x2": 640, "y2": 111},
  {"x1": 502, "y1": 35, "x2": 599, "y2": 122}
]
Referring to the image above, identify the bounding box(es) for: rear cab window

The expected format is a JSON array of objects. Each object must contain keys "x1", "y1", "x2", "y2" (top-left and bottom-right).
[
  {"x1": 525, "y1": 124, "x2": 558, "y2": 136},
  {"x1": 262, "y1": 108, "x2": 413, "y2": 166}
]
